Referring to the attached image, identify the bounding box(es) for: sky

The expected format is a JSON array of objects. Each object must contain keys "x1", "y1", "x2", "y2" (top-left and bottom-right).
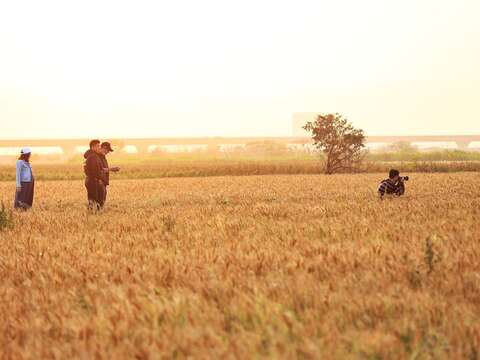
[{"x1": 1, "y1": 0, "x2": 479, "y2": 139}]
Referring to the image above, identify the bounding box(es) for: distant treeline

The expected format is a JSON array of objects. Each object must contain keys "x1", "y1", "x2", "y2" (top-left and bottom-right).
[
  {"x1": 367, "y1": 149, "x2": 480, "y2": 162},
  {"x1": 0, "y1": 157, "x2": 479, "y2": 182},
  {"x1": 62, "y1": 147, "x2": 480, "y2": 162},
  {"x1": 2, "y1": 141, "x2": 480, "y2": 164}
]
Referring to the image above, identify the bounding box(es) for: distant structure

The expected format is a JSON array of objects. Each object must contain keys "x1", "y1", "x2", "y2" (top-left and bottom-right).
[
  {"x1": 1, "y1": 116, "x2": 480, "y2": 156},
  {"x1": 292, "y1": 112, "x2": 318, "y2": 137}
]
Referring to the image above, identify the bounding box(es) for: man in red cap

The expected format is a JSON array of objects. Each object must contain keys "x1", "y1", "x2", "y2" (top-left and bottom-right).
[{"x1": 98, "y1": 141, "x2": 120, "y2": 208}]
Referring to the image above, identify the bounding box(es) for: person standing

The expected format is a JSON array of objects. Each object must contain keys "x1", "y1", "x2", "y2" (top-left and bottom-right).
[
  {"x1": 83, "y1": 140, "x2": 105, "y2": 211},
  {"x1": 98, "y1": 141, "x2": 120, "y2": 208},
  {"x1": 14, "y1": 147, "x2": 35, "y2": 210}
]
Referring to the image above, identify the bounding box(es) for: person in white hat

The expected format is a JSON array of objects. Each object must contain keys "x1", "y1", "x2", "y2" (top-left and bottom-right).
[{"x1": 14, "y1": 147, "x2": 35, "y2": 210}]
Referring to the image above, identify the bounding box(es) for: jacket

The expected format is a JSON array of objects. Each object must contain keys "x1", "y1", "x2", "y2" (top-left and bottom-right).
[
  {"x1": 99, "y1": 154, "x2": 110, "y2": 185},
  {"x1": 83, "y1": 150, "x2": 104, "y2": 182},
  {"x1": 16, "y1": 160, "x2": 33, "y2": 187}
]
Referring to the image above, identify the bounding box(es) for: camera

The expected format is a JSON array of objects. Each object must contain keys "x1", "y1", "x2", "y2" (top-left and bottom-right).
[{"x1": 400, "y1": 176, "x2": 409, "y2": 181}]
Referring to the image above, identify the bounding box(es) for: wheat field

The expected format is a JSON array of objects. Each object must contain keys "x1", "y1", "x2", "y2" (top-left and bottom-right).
[{"x1": 0, "y1": 173, "x2": 479, "y2": 359}]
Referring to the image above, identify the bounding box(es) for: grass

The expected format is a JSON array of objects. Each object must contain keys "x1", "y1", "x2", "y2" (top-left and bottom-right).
[
  {"x1": 0, "y1": 173, "x2": 479, "y2": 358},
  {"x1": 1, "y1": 153, "x2": 480, "y2": 182},
  {"x1": 0, "y1": 201, "x2": 14, "y2": 230},
  {"x1": 367, "y1": 149, "x2": 480, "y2": 162}
]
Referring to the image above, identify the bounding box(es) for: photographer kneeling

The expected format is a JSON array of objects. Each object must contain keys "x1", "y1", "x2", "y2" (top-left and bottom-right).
[{"x1": 378, "y1": 169, "x2": 408, "y2": 199}]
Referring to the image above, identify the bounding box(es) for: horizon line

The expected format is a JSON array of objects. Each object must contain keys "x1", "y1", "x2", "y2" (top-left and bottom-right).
[{"x1": 2, "y1": 134, "x2": 480, "y2": 141}]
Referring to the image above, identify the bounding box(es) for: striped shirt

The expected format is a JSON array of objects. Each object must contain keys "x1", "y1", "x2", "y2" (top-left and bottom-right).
[{"x1": 378, "y1": 179, "x2": 405, "y2": 196}]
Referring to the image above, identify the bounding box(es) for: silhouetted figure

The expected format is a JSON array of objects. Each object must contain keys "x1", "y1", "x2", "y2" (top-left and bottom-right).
[
  {"x1": 98, "y1": 141, "x2": 120, "y2": 208},
  {"x1": 84, "y1": 140, "x2": 105, "y2": 211},
  {"x1": 14, "y1": 148, "x2": 35, "y2": 210}
]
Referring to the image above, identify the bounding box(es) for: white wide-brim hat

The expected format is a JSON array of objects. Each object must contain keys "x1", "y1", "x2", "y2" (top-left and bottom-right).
[{"x1": 21, "y1": 147, "x2": 32, "y2": 154}]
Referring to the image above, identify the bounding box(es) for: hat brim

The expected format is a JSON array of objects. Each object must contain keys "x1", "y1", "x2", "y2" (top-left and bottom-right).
[{"x1": 102, "y1": 146, "x2": 114, "y2": 152}]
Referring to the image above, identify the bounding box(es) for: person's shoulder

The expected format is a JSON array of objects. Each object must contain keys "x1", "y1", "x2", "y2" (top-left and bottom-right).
[
  {"x1": 85, "y1": 152, "x2": 97, "y2": 163},
  {"x1": 378, "y1": 179, "x2": 388, "y2": 189},
  {"x1": 87, "y1": 152, "x2": 99, "y2": 159},
  {"x1": 16, "y1": 159, "x2": 24, "y2": 166}
]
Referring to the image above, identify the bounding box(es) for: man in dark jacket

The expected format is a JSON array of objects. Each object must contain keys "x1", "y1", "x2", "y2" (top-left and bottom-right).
[
  {"x1": 98, "y1": 141, "x2": 120, "y2": 208},
  {"x1": 84, "y1": 139, "x2": 105, "y2": 210}
]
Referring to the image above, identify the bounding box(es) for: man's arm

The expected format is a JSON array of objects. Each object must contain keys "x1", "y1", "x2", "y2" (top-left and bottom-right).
[
  {"x1": 396, "y1": 180, "x2": 405, "y2": 196},
  {"x1": 85, "y1": 156, "x2": 95, "y2": 178},
  {"x1": 15, "y1": 161, "x2": 22, "y2": 190},
  {"x1": 378, "y1": 182, "x2": 386, "y2": 199},
  {"x1": 102, "y1": 166, "x2": 120, "y2": 172},
  {"x1": 86, "y1": 155, "x2": 102, "y2": 180}
]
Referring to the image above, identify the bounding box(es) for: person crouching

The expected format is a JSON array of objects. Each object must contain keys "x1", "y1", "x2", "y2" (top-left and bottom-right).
[{"x1": 378, "y1": 169, "x2": 406, "y2": 199}]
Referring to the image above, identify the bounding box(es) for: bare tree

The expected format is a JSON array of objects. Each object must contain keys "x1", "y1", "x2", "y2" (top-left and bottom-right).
[{"x1": 303, "y1": 113, "x2": 366, "y2": 174}]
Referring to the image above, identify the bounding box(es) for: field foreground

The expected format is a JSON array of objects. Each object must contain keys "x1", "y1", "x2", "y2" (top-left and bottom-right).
[{"x1": 0, "y1": 173, "x2": 479, "y2": 359}]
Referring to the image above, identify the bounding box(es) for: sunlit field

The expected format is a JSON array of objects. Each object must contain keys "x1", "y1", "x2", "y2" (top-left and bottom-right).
[
  {"x1": 1, "y1": 173, "x2": 479, "y2": 359},
  {"x1": 1, "y1": 155, "x2": 480, "y2": 183}
]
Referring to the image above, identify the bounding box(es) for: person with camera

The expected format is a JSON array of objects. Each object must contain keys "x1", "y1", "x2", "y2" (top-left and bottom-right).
[{"x1": 378, "y1": 169, "x2": 408, "y2": 199}]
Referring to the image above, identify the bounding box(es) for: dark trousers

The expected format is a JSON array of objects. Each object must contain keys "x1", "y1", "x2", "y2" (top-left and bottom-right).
[
  {"x1": 85, "y1": 178, "x2": 105, "y2": 208},
  {"x1": 14, "y1": 181, "x2": 35, "y2": 209},
  {"x1": 98, "y1": 185, "x2": 107, "y2": 208}
]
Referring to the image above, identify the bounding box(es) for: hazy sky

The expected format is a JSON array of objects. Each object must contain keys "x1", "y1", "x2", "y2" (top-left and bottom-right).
[{"x1": 1, "y1": 0, "x2": 479, "y2": 139}]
